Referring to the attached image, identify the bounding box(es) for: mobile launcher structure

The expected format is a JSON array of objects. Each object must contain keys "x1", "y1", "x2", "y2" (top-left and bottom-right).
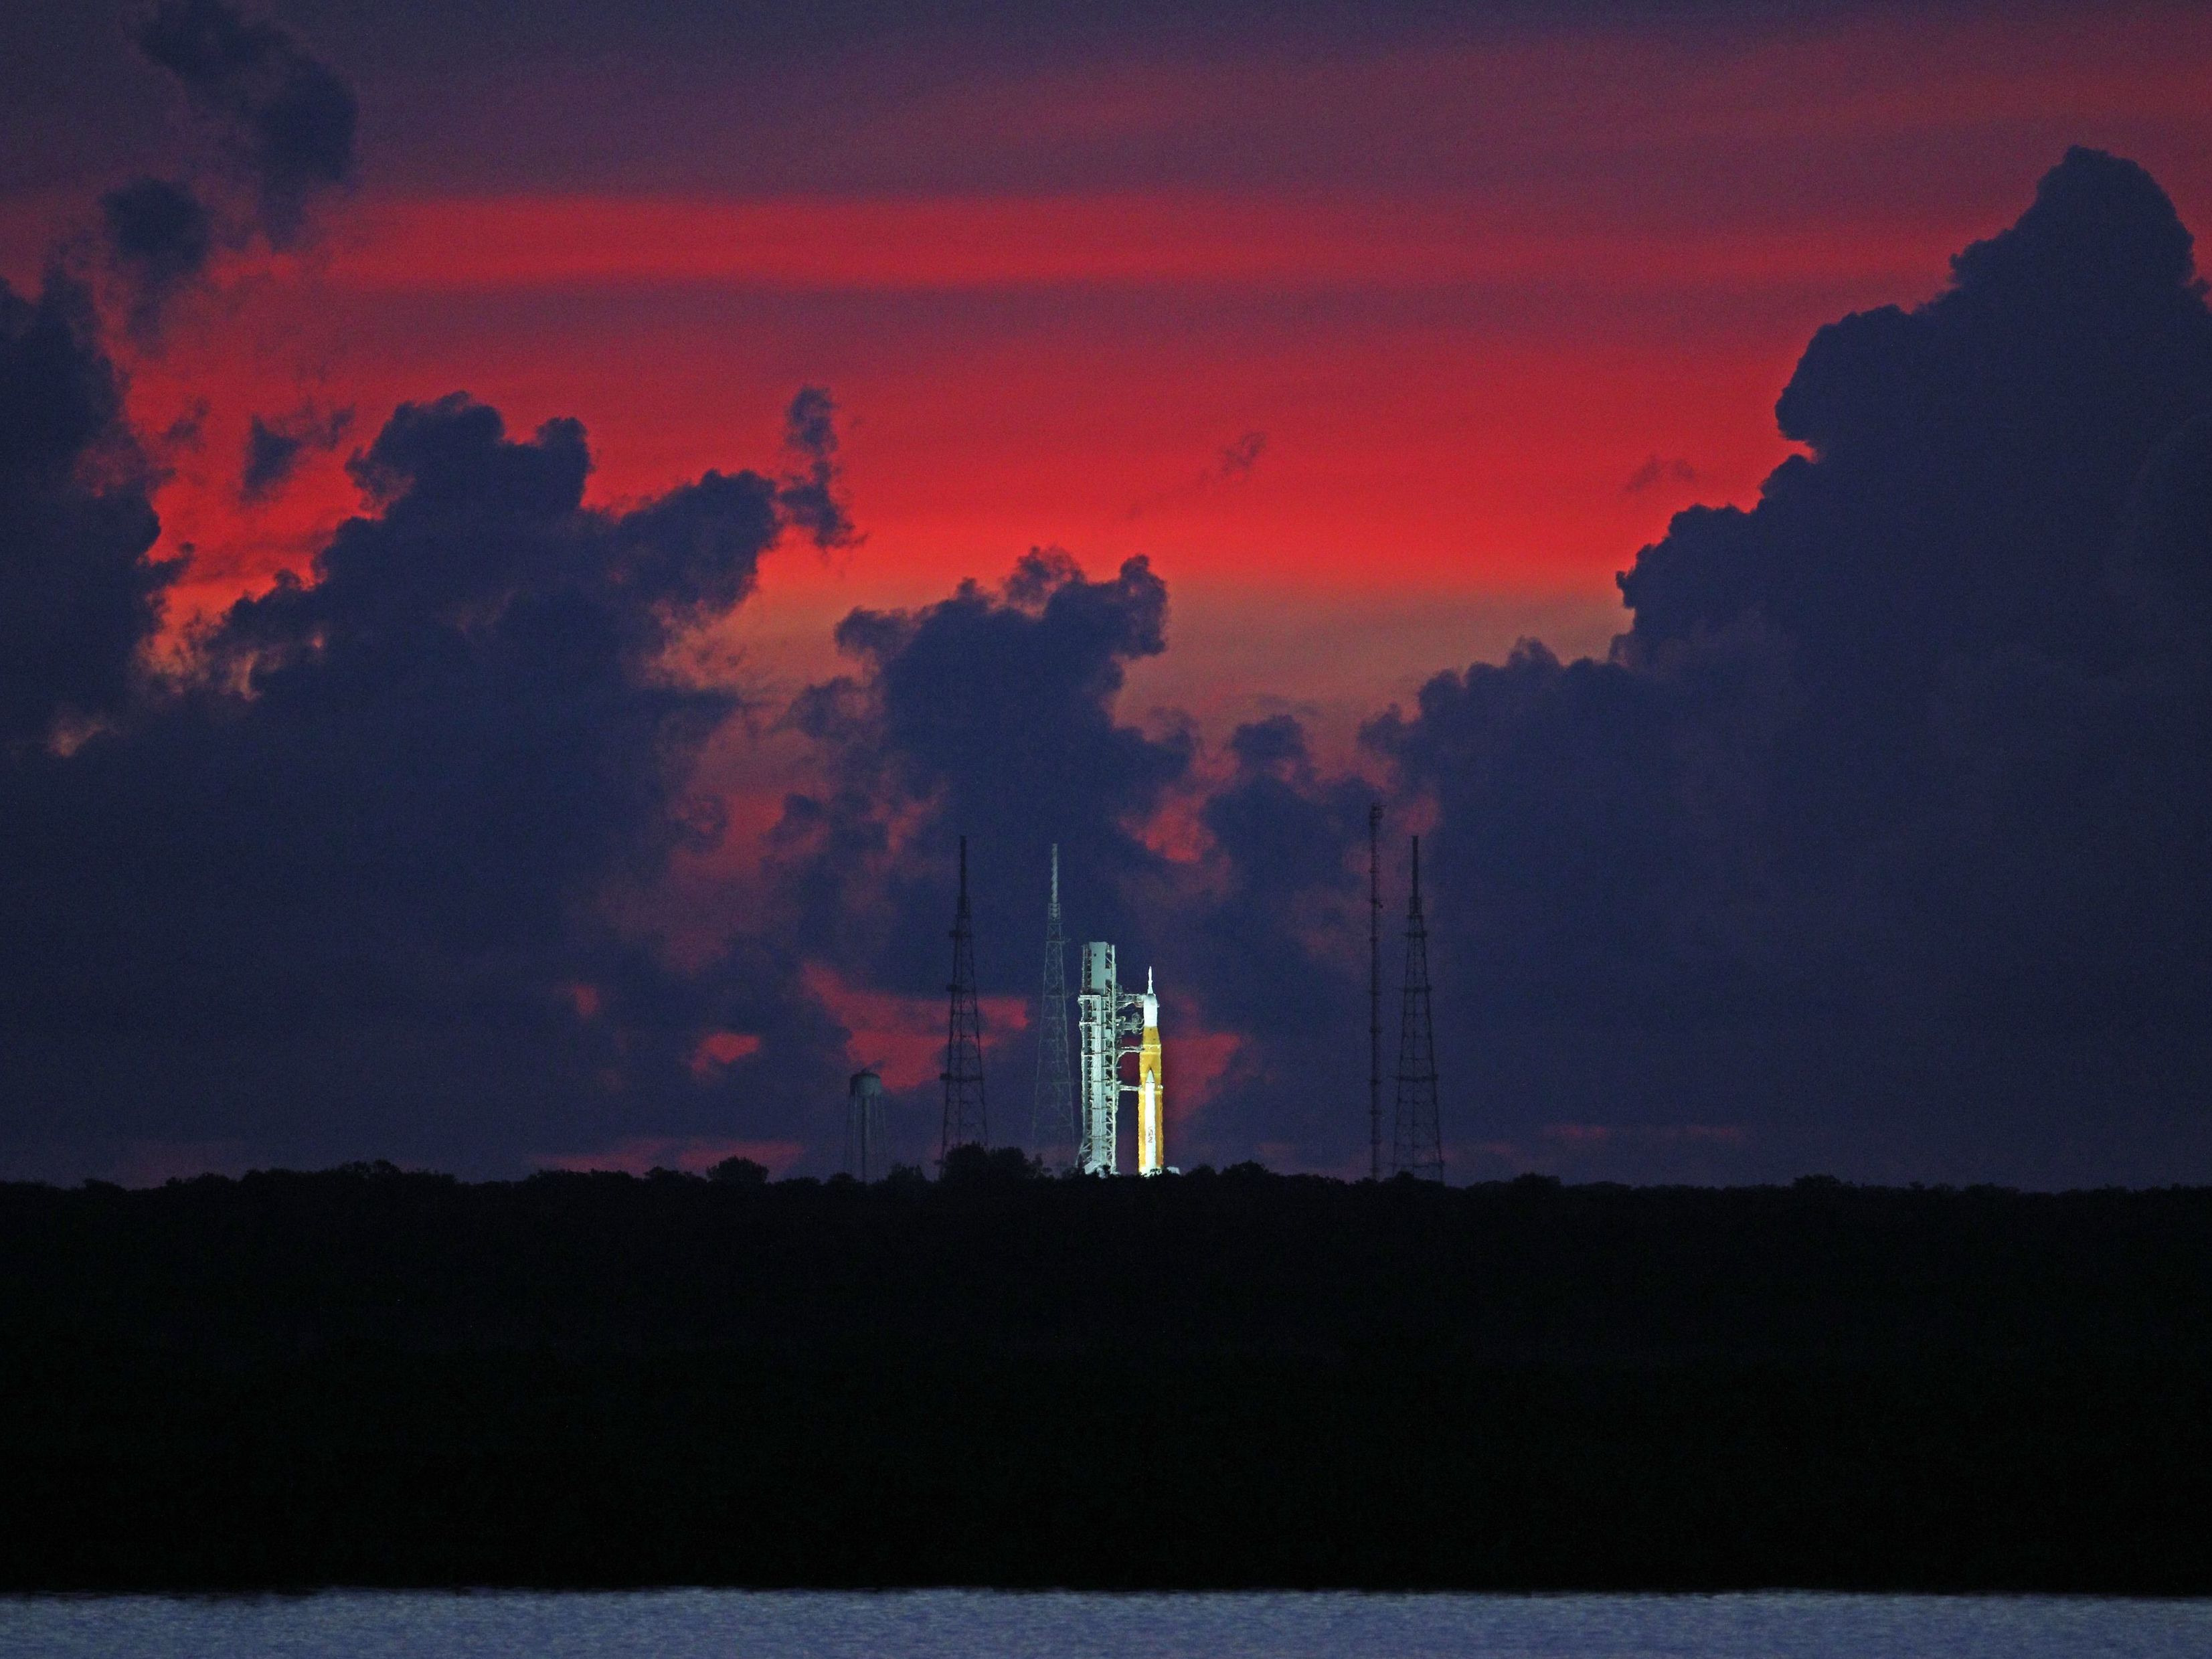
[{"x1": 1076, "y1": 943, "x2": 1171, "y2": 1177}]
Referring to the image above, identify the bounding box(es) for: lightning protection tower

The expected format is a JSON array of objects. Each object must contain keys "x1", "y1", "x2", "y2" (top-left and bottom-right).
[
  {"x1": 1393, "y1": 834, "x2": 1444, "y2": 1181},
  {"x1": 1031, "y1": 845, "x2": 1078, "y2": 1164},
  {"x1": 845, "y1": 1068, "x2": 887, "y2": 1181},
  {"x1": 941, "y1": 835, "x2": 988, "y2": 1159},
  {"x1": 1369, "y1": 802, "x2": 1383, "y2": 1182}
]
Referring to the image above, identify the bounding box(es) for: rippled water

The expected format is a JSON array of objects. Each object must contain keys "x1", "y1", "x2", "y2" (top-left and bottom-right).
[{"x1": 1, "y1": 1590, "x2": 2205, "y2": 1658}]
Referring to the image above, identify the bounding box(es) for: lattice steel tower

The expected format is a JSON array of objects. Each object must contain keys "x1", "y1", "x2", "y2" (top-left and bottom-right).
[
  {"x1": 1393, "y1": 834, "x2": 1444, "y2": 1181},
  {"x1": 1031, "y1": 844, "x2": 1078, "y2": 1164},
  {"x1": 845, "y1": 1068, "x2": 887, "y2": 1181},
  {"x1": 1369, "y1": 802, "x2": 1383, "y2": 1182},
  {"x1": 941, "y1": 835, "x2": 988, "y2": 1158}
]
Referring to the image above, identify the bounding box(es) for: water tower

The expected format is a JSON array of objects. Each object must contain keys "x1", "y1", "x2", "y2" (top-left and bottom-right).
[{"x1": 845, "y1": 1068, "x2": 887, "y2": 1181}]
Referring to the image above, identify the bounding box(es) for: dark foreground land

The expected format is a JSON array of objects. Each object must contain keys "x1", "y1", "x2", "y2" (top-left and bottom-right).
[{"x1": 0, "y1": 1159, "x2": 2207, "y2": 1592}]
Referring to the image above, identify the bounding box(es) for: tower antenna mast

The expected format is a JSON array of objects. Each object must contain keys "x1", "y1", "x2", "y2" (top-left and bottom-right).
[
  {"x1": 1369, "y1": 802, "x2": 1383, "y2": 1181},
  {"x1": 1031, "y1": 844, "x2": 1077, "y2": 1164},
  {"x1": 942, "y1": 835, "x2": 988, "y2": 1159},
  {"x1": 1392, "y1": 835, "x2": 1444, "y2": 1181}
]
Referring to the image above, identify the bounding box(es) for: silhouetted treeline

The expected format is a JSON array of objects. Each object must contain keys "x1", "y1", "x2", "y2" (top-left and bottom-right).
[{"x1": 0, "y1": 1158, "x2": 2206, "y2": 1591}]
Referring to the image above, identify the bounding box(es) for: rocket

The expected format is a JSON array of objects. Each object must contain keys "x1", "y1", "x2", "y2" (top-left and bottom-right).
[{"x1": 1137, "y1": 967, "x2": 1165, "y2": 1176}]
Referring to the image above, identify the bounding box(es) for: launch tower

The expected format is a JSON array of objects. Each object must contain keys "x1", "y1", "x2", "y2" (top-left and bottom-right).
[
  {"x1": 1369, "y1": 802, "x2": 1383, "y2": 1181},
  {"x1": 1078, "y1": 942, "x2": 1120, "y2": 1174}
]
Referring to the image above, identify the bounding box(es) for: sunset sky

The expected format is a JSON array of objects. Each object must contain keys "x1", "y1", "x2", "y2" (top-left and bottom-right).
[
  {"x1": 13, "y1": 3, "x2": 2212, "y2": 730},
  {"x1": 6, "y1": 1, "x2": 2212, "y2": 1186}
]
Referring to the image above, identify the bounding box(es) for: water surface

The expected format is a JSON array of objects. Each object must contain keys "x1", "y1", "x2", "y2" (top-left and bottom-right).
[{"x1": 2, "y1": 1589, "x2": 2205, "y2": 1658}]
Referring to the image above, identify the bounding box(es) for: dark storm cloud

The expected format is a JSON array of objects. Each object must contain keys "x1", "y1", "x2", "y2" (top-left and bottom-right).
[
  {"x1": 137, "y1": 0, "x2": 357, "y2": 244},
  {"x1": 1, "y1": 4, "x2": 860, "y2": 1181},
  {"x1": 1598, "y1": 148, "x2": 2212, "y2": 1027},
  {"x1": 1328, "y1": 147, "x2": 2212, "y2": 1183},
  {"x1": 1198, "y1": 710, "x2": 1373, "y2": 1019},
  {"x1": 240, "y1": 404, "x2": 351, "y2": 501},
  {"x1": 1620, "y1": 149, "x2": 2212, "y2": 681},
  {"x1": 1167, "y1": 712, "x2": 1375, "y2": 1160},
  {"x1": 0, "y1": 365, "x2": 848, "y2": 1176},
  {"x1": 777, "y1": 550, "x2": 1189, "y2": 1002},
  {"x1": 0, "y1": 274, "x2": 173, "y2": 746}
]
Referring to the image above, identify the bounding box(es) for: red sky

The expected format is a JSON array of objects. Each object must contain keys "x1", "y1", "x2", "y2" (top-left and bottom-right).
[{"x1": 11, "y1": 5, "x2": 2212, "y2": 752}]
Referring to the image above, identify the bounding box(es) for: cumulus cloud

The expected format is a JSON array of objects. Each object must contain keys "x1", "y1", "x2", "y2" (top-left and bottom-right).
[
  {"x1": 1165, "y1": 711, "x2": 1375, "y2": 1159},
  {"x1": 0, "y1": 367, "x2": 846, "y2": 1176},
  {"x1": 1, "y1": 7, "x2": 878, "y2": 1181},
  {"x1": 772, "y1": 550, "x2": 1189, "y2": 1110},
  {"x1": 1333, "y1": 147, "x2": 2212, "y2": 1183},
  {"x1": 0, "y1": 275, "x2": 174, "y2": 746}
]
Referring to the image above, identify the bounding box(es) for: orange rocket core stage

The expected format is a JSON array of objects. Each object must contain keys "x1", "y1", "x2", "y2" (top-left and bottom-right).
[{"x1": 1138, "y1": 971, "x2": 1164, "y2": 1176}]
